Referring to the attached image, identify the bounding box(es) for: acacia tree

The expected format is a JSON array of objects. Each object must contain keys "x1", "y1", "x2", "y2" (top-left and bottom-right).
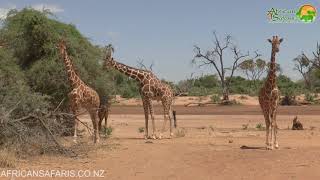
[
  {"x1": 239, "y1": 58, "x2": 267, "y2": 88},
  {"x1": 293, "y1": 54, "x2": 313, "y2": 89},
  {"x1": 193, "y1": 32, "x2": 258, "y2": 101}
]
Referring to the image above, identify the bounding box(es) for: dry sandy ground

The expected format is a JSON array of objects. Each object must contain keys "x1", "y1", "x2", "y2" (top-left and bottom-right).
[
  {"x1": 114, "y1": 94, "x2": 317, "y2": 106},
  {"x1": 9, "y1": 105, "x2": 320, "y2": 180},
  {"x1": 115, "y1": 94, "x2": 260, "y2": 106}
]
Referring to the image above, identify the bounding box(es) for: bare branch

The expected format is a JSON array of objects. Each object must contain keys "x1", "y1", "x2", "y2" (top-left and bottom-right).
[
  {"x1": 193, "y1": 45, "x2": 223, "y2": 80},
  {"x1": 137, "y1": 59, "x2": 154, "y2": 71}
]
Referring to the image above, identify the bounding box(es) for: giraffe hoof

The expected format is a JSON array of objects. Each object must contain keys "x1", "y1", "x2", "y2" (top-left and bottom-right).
[
  {"x1": 170, "y1": 133, "x2": 174, "y2": 137},
  {"x1": 274, "y1": 144, "x2": 279, "y2": 149},
  {"x1": 152, "y1": 135, "x2": 157, "y2": 140},
  {"x1": 266, "y1": 145, "x2": 273, "y2": 150}
]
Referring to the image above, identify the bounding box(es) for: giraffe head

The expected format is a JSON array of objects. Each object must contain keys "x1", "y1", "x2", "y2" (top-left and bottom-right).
[
  {"x1": 58, "y1": 39, "x2": 67, "y2": 55},
  {"x1": 268, "y1": 36, "x2": 283, "y2": 53},
  {"x1": 103, "y1": 44, "x2": 115, "y2": 69}
]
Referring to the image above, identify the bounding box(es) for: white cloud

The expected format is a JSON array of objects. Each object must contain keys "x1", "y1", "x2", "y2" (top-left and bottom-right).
[
  {"x1": 0, "y1": 5, "x2": 16, "y2": 20},
  {"x1": 31, "y1": 4, "x2": 63, "y2": 13}
]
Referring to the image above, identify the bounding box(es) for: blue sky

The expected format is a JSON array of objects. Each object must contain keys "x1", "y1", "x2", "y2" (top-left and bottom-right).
[{"x1": 1, "y1": 0, "x2": 320, "y2": 82}]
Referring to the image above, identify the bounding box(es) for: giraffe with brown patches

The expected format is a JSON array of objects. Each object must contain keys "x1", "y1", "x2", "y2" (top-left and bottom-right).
[
  {"x1": 259, "y1": 36, "x2": 283, "y2": 150},
  {"x1": 58, "y1": 40, "x2": 100, "y2": 143},
  {"x1": 103, "y1": 45, "x2": 174, "y2": 139}
]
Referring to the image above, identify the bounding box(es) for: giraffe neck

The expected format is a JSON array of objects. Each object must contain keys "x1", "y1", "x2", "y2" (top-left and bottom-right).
[
  {"x1": 109, "y1": 58, "x2": 147, "y2": 83},
  {"x1": 60, "y1": 50, "x2": 83, "y2": 88},
  {"x1": 265, "y1": 51, "x2": 277, "y2": 89}
]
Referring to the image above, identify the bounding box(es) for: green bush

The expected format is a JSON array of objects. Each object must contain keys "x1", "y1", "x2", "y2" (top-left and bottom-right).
[
  {"x1": 210, "y1": 95, "x2": 220, "y2": 103},
  {"x1": 305, "y1": 92, "x2": 315, "y2": 102},
  {"x1": 1, "y1": 8, "x2": 115, "y2": 108}
]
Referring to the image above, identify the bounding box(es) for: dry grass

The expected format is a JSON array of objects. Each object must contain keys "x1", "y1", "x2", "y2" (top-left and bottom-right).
[
  {"x1": 256, "y1": 123, "x2": 266, "y2": 131},
  {"x1": 0, "y1": 148, "x2": 16, "y2": 168},
  {"x1": 175, "y1": 128, "x2": 186, "y2": 137}
]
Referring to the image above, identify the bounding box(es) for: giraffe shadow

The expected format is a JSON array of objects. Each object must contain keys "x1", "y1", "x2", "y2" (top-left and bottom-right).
[{"x1": 240, "y1": 145, "x2": 266, "y2": 150}]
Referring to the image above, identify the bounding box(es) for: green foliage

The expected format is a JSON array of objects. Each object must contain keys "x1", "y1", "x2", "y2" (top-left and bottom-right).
[
  {"x1": 102, "y1": 127, "x2": 113, "y2": 136},
  {"x1": 304, "y1": 92, "x2": 315, "y2": 102},
  {"x1": 256, "y1": 123, "x2": 265, "y2": 131},
  {"x1": 1, "y1": 8, "x2": 115, "y2": 108},
  {"x1": 0, "y1": 48, "x2": 49, "y2": 117},
  {"x1": 112, "y1": 71, "x2": 140, "y2": 98},
  {"x1": 228, "y1": 76, "x2": 252, "y2": 94},
  {"x1": 138, "y1": 127, "x2": 145, "y2": 133},
  {"x1": 177, "y1": 75, "x2": 220, "y2": 96},
  {"x1": 277, "y1": 75, "x2": 303, "y2": 97},
  {"x1": 193, "y1": 75, "x2": 218, "y2": 89},
  {"x1": 210, "y1": 94, "x2": 220, "y2": 103}
]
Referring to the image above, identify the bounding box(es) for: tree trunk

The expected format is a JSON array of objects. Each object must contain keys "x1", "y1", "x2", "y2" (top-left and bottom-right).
[
  {"x1": 220, "y1": 80, "x2": 230, "y2": 101},
  {"x1": 222, "y1": 86, "x2": 229, "y2": 101},
  {"x1": 304, "y1": 78, "x2": 312, "y2": 90}
]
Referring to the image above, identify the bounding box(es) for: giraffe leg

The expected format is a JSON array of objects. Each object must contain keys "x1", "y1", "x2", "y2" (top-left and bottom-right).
[
  {"x1": 169, "y1": 107, "x2": 174, "y2": 138},
  {"x1": 98, "y1": 111, "x2": 103, "y2": 132},
  {"x1": 70, "y1": 102, "x2": 79, "y2": 143},
  {"x1": 90, "y1": 109, "x2": 100, "y2": 144},
  {"x1": 274, "y1": 114, "x2": 279, "y2": 149},
  {"x1": 147, "y1": 98, "x2": 156, "y2": 139},
  {"x1": 263, "y1": 113, "x2": 270, "y2": 149},
  {"x1": 105, "y1": 106, "x2": 109, "y2": 130},
  {"x1": 267, "y1": 113, "x2": 273, "y2": 150},
  {"x1": 159, "y1": 111, "x2": 168, "y2": 140},
  {"x1": 159, "y1": 104, "x2": 173, "y2": 139},
  {"x1": 270, "y1": 115, "x2": 276, "y2": 150},
  {"x1": 274, "y1": 123, "x2": 279, "y2": 149},
  {"x1": 142, "y1": 98, "x2": 149, "y2": 139}
]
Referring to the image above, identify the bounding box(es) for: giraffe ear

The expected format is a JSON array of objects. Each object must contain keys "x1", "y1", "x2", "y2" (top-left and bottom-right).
[
  {"x1": 268, "y1": 39, "x2": 272, "y2": 43},
  {"x1": 279, "y1": 38, "x2": 283, "y2": 43}
]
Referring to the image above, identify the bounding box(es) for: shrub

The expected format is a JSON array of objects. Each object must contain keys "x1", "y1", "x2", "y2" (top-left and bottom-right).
[
  {"x1": 256, "y1": 123, "x2": 265, "y2": 131},
  {"x1": 242, "y1": 124, "x2": 249, "y2": 130},
  {"x1": 305, "y1": 92, "x2": 315, "y2": 102},
  {"x1": 210, "y1": 95, "x2": 220, "y2": 103},
  {"x1": 138, "y1": 127, "x2": 145, "y2": 133},
  {"x1": 103, "y1": 127, "x2": 113, "y2": 136}
]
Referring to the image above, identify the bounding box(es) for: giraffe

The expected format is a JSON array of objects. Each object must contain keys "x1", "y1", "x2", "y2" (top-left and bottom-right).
[
  {"x1": 103, "y1": 45, "x2": 174, "y2": 139},
  {"x1": 58, "y1": 40, "x2": 100, "y2": 143},
  {"x1": 258, "y1": 36, "x2": 283, "y2": 150}
]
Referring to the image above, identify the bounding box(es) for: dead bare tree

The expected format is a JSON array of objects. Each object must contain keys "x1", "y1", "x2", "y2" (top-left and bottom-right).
[
  {"x1": 193, "y1": 31, "x2": 259, "y2": 101},
  {"x1": 305, "y1": 43, "x2": 320, "y2": 68},
  {"x1": 293, "y1": 54, "x2": 313, "y2": 89}
]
